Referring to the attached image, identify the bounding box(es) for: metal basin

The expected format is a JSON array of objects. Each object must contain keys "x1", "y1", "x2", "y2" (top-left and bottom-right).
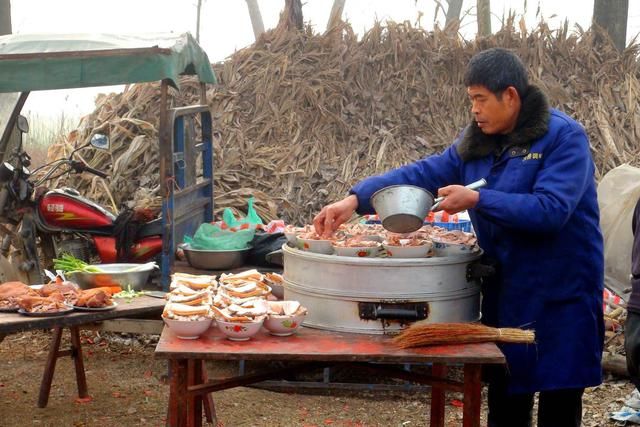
[
  {"x1": 183, "y1": 246, "x2": 250, "y2": 270},
  {"x1": 69, "y1": 263, "x2": 154, "y2": 291},
  {"x1": 370, "y1": 185, "x2": 434, "y2": 233}
]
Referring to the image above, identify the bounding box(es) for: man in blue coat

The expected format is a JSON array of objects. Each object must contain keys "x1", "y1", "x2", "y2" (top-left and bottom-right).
[{"x1": 314, "y1": 48, "x2": 604, "y2": 427}]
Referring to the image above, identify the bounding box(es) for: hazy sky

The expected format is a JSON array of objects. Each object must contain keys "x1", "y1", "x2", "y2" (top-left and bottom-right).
[{"x1": 9, "y1": 0, "x2": 640, "y2": 117}]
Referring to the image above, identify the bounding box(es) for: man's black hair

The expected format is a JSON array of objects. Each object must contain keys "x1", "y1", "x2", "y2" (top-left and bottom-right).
[{"x1": 463, "y1": 48, "x2": 528, "y2": 97}]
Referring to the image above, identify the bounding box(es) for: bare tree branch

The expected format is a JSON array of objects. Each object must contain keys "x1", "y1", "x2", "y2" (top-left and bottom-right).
[
  {"x1": 196, "y1": 0, "x2": 203, "y2": 43},
  {"x1": 245, "y1": 0, "x2": 265, "y2": 40},
  {"x1": 326, "y1": 0, "x2": 346, "y2": 32},
  {"x1": 445, "y1": 0, "x2": 463, "y2": 31},
  {"x1": 593, "y1": 0, "x2": 629, "y2": 51},
  {"x1": 0, "y1": 0, "x2": 11, "y2": 36},
  {"x1": 477, "y1": 0, "x2": 491, "y2": 37},
  {"x1": 276, "y1": 0, "x2": 303, "y2": 32}
]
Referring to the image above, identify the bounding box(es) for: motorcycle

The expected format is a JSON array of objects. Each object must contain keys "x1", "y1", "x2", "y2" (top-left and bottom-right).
[{"x1": 0, "y1": 115, "x2": 162, "y2": 285}]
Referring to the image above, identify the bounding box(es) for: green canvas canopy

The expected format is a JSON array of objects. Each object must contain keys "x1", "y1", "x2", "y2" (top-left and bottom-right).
[{"x1": 0, "y1": 32, "x2": 217, "y2": 92}]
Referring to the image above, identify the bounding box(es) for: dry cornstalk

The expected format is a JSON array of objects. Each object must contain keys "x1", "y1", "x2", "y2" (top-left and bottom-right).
[
  {"x1": 393, "y1": 322, "x2": 535, "y2": 348},
  {"x1": 41, "y1": 19, "x2": 640, "y2": 225}
]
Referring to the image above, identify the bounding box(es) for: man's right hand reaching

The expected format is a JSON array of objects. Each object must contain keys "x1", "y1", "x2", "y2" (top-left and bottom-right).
[{"x1": 313, "y1": 194, "x2": 359, "y2": 238}]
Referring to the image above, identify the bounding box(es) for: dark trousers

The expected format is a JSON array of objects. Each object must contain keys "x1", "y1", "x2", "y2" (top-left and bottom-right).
[
  {"x1": 625, "y1": 310, "x2": 640, "y2": 391},
  {"x1": 487, "y1": 374, "x2": 584, "y2": 427}
]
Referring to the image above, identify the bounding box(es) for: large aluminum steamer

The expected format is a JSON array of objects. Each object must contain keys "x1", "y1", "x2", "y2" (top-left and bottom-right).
[{"x1": 282, "y1": 244, "x2": 487, "y2": 334}]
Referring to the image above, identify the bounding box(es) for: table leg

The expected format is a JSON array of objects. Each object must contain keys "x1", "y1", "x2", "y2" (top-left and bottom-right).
[
  {"x1": 38, "y1": 327, "x2": 63, "y2": 408},
  {"x1": 200, "y1": 361, "x2": 216, "y2": 424},
  {"x1": 168, "y1": 359, "x2": 189, "y2": 427},
  {"x1": 69, "y1": 326, "x2": 89, "y2": 398},
  {"x1": 430, "y1": 363, "x2": 447, "y2": 427},
  {"x1": 0, "y1": 333, "x2": 6, "y2": 344},
  {"x1": 187, "y1": 360, "x2": 203, "y2": 427},
  {"x1": 462, "y1": 364, "x2": 482, "y2": 427}
]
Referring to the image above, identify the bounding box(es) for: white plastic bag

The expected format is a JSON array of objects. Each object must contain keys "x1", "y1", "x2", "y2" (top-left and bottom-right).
[{"x1": 597, "y1": 164, "x2": 640, "y2": 300}]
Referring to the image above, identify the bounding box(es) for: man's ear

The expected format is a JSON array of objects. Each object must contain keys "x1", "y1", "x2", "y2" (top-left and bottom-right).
[{"x1": 504, "y1": 86, "x2": 520, "y2": 105}]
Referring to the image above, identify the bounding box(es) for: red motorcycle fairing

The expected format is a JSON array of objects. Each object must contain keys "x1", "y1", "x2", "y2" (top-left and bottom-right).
[
  {"x1": 38, "y1": 189, "x2": 115, "y2": 231},
  {"x1": 93, "y1": 235, "x2": 162, "y2": 263}
]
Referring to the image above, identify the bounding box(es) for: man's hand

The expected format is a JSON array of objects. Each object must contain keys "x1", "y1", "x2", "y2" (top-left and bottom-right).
[
  {"x1": 313, "y1": 194, "x2": 359, "y2": 238},
  {"x1": 435, "y1": 185, "x2": 480, "y2": 213}
]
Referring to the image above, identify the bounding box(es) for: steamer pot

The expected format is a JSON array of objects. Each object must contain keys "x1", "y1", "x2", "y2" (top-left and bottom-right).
[{"x1": 282, "y1": 244, "x2": 485, "y2": 334}]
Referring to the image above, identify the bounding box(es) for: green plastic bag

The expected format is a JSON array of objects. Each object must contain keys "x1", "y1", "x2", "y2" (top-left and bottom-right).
[
  {"x1": 184, "y1": 223, "x2": 254, "y2": 250},
  {"x1": 222, "y1": 197, "x2": 263, "y2": 228},
  {"x1": 183, "y1": 197, "x2": 263, "y2": 250}
]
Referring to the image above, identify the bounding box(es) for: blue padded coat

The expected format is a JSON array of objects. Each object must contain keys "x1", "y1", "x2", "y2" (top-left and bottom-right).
[{"x1": 350, "y1": 86, "x2": 604, "y2": 393}]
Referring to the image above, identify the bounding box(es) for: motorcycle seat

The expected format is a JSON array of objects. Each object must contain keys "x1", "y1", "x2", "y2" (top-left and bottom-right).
[{"x1": 138, "y1": 218, "x2": 163, "y2": 238}]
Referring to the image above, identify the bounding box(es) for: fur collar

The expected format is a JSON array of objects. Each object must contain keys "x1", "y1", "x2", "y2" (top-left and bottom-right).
[{"x1": 456, "y1": 85, "x2": 550, "y2": 162}]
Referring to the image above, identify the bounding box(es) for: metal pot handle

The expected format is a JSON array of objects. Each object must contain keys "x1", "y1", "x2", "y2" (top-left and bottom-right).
[
  {"x1": 466, "y1": 261, "x2": 496, "y2": 281},
  {"x1": 265, "y1": 249, "x2": 283, "y2": 266},
  {"x1": 358, "y1": 302, "x2": 429, "y2": 321}
]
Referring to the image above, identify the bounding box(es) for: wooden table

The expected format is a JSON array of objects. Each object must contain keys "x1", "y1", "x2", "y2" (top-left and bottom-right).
[
  {"x1": 155, "y1": 326, "x2": 505, "y2": 427},
  {"x1": 0, "y1": 295, "x2": 166, "y2": 407}
]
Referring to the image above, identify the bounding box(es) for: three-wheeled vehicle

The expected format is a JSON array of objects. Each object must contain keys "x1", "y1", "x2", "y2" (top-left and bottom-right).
[{"x1": 0, "y1": 32, "x2": 217, "y2": 288}]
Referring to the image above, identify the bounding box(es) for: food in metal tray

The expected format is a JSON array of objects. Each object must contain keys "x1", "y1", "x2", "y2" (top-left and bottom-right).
[
  {"x1": 0, "y1": 281, "x2": 39, "y2": 310},
  {"x1": 74, "y1": 288, "x2": 114, "y2": 308},
  {"x1": 17, "y1": 294, "x2": 69, "y2": 313}
]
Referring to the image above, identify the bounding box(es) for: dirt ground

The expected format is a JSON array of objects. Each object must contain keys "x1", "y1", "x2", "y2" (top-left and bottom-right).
[{"x1": 0, "y1": 330, "x2": 634, "y2": 427}]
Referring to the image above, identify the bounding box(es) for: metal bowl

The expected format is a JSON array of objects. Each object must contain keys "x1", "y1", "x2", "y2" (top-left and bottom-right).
[
  {"x1": 183, "y1": 246, "x2": 250, "y2": 270},
  {"x1": 69, "y1": 263, "x2": 154, "y2": 291},
  {"x1": 370, "y1": 185, "x2": 434, "y2": 233}
]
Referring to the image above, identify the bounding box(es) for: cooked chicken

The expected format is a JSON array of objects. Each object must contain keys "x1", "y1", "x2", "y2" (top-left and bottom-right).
[
  {"x1": 40, "y1": 281, "x2": 80, "y2": 305},
  {"x1": 0, "y1": 281, "x2": 39, "y2": 308},
  {"x1": 75, "y1": 288, "x2": 113, "y2": 308},
  {"x1": 17, "y1": 294, "x2": 67, "y2": 313}
]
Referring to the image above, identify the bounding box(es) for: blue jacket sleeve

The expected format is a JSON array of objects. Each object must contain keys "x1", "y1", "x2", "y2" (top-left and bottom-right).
[
  {"x1": 350, "y1": 145, "x2": 463, "y2": 215},
  {"x1": 475, "y1": 126, "x2": 594, "y2": 233}
]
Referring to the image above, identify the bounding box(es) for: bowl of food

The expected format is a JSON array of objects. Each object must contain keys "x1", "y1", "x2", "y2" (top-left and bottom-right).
[
  {"x1": 283, "y1": 225, "x2": 301, "y2": 247},
  {"x1": 162, "y1": 303, "x2": 213, "y2": 339},
  {"x1": 182, "y1": 245, "x2": 251, "y2": 270},
  {"x1": 432, "y1": 239, "x2": 477, "y2": 257},
  {"x1": 332, "y1": 240, "x2": 381, "y2": 258},
  {"x1": 297, "y1": 238, "x2": 333, "y2": 255},
  {"x1": 216, "y1": 318, "x2": 264, "y2": 341},
  {"x1": 370, "y1": 185, "x2": 434, "y2": 233},
  {"x1": 383, "y1": 243, "x2": 431, "y2": 258},
  {"x1": 431, "y1": 230, "x2": 478, "y2": 257},
  {"x1": 264, "y1": 301, "x2": 307, "y2": 336},
  {"x1": 69, "y1": 263, "x2": 156, "y2": 291},
  {"x1": 382, "y1": 234, "x2": 432, "y2": 258}
]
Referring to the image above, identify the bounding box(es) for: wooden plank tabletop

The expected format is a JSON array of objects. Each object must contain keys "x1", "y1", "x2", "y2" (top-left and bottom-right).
[
  {"x1": 155, "y1": 326, "x2": 505, "y2": 365},
  {"x1": 0, "y1": 296, "x2": 165, "y2": 335}
]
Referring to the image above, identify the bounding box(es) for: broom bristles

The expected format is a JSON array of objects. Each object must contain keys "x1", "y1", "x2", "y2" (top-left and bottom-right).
[{"x1": 393, "y1": 322, "x2": 535, "y2": 348}]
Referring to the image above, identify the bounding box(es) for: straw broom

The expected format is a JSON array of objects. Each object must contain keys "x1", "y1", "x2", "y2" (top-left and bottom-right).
[{"x1": 393, "y1": 322, "x2": 535, "y2": 348}]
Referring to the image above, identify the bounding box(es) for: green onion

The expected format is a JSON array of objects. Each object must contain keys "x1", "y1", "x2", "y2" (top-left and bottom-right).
[
  {"x1": 113, "y1": 285, "x2": 146, "y2": 301},
  {"x1": 53, "y1": 254, "x2": 105, "y2": 274}
]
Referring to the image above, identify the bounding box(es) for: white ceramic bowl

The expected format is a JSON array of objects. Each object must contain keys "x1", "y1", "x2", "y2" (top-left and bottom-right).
[
  {"x1": 383, "y1": 242, "x2": 432, "y2": 258},
  {"x1": 284, "y1": 231, "x2": 297, "y2": 246},
  {"x1": 163, "y1": 317, "x2": 213, "y2": 340},
  {"x1": 264, "y1": 313, "x2": 306, "y2": 336},
  {"x1": 298, "y1": 238, "x2": 334, "y2": 255},
  {"x1": 332, "y1": 244, "x2": 381, "y2": 258},
  {"x1": 432, "y1": 239, "x2": 476, "y2": 257},
  {"x1": 217, "y1": 318, "x2": 264, "y2": 341}
]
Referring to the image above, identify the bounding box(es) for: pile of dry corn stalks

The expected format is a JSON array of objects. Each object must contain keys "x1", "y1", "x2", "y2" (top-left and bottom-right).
[{"x1": 45, "y1": 20, "x2": 640, "y2": 224}]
